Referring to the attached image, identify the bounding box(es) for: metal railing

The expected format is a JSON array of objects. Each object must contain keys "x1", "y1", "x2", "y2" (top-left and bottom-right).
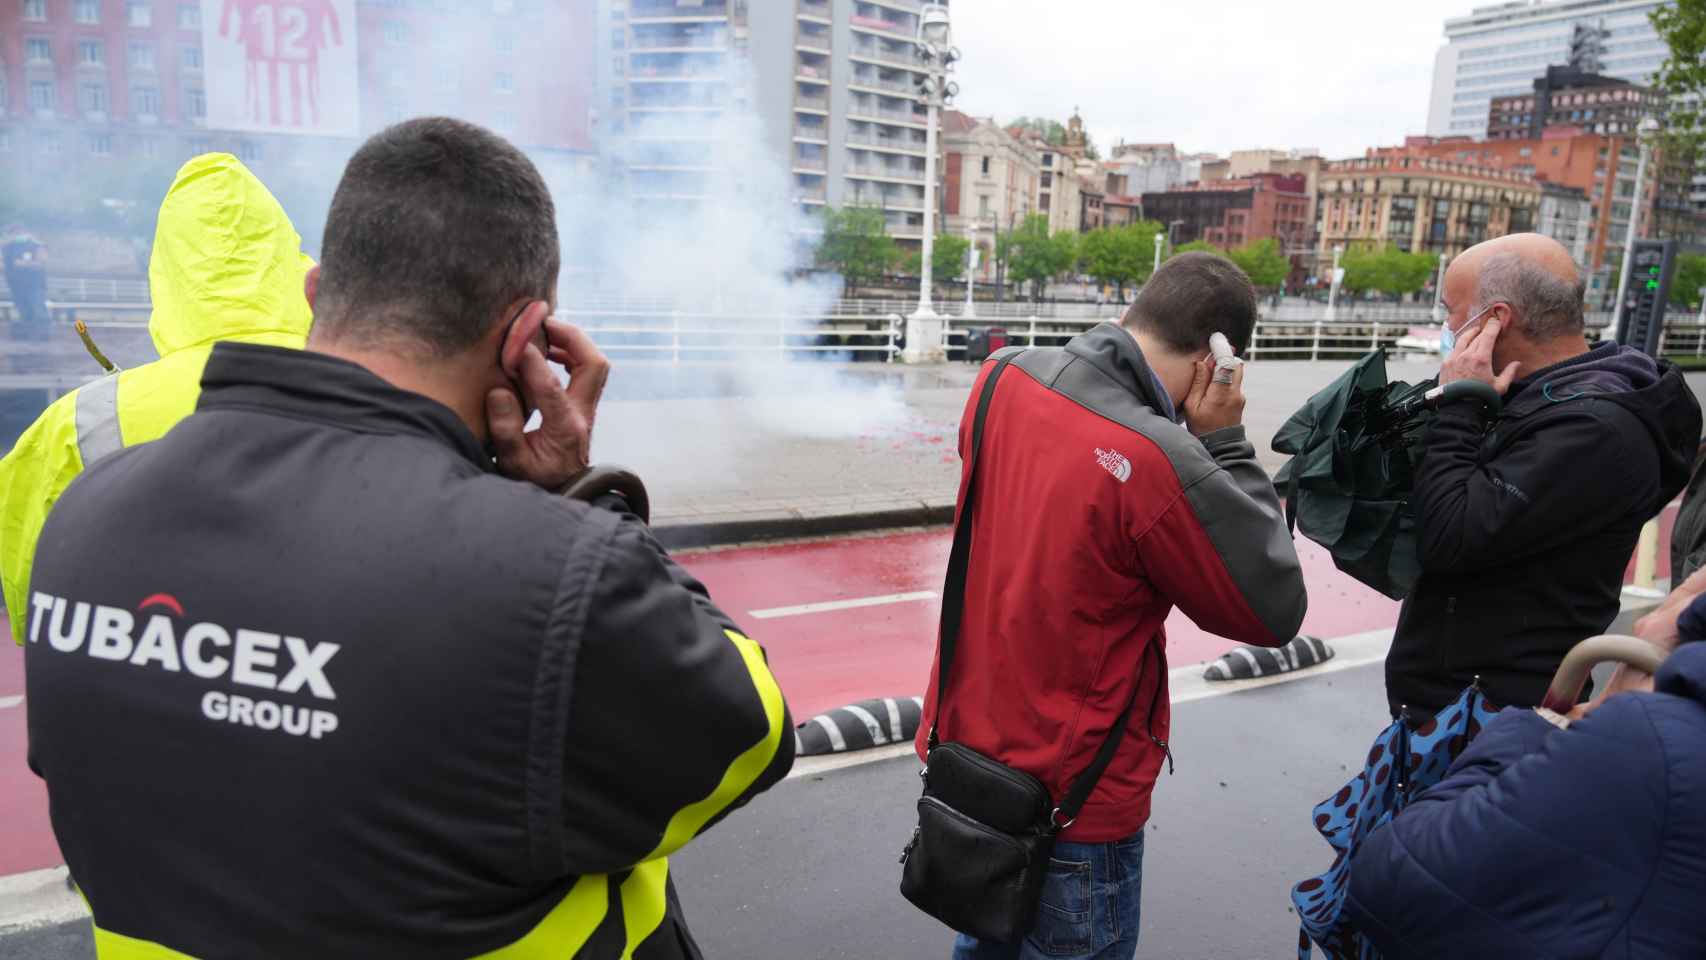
[
  {"x1": 794, "y1": 93, "x2": 830, "y2": 112},
  {"x1": 845, "y1": 163, "x2": 924, "y2": 181},
  {"x1": 0, "y1": 276, "x2": 153, "y2": 303},
  {"x1": 792, "y1": 123, "x2": 829, "y2": 142},
  {"x1": 847, "y1": 104, "x2": 926, "y2": 124},
  {"x1": 630, "y1": 34, "x2": 729, "y2": 50},
  {"x1": 849, "y1": 42, "x2": 924, "y2": 69},
  {"x1": 848, "y1": 75, "x2": 916, "y2": 96},
  {"x1": 794, "y1": 31, "x2": 831, "y2": 53}
]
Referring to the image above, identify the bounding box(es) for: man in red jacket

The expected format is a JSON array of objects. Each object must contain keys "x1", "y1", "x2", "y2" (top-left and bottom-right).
[{"x1": 919, "y1": 252, "x2": 1307, "y2": 959}]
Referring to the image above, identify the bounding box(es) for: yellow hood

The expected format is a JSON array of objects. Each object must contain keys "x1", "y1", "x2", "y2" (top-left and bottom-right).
[{"x1": 147, "y1": 153, "x2": 314, "y2": 357}]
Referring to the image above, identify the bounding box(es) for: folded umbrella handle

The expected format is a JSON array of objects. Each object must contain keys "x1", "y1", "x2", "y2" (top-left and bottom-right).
[
  {"x1": 1538, "y1": 634, "x2": 1669, "y2": 713},
  {"x1": 560, "y1": 464, "x2": 651, "y2": 525},
  {"x1": 1421, "y1": 380, "x2": 1502, "y2": 416}
]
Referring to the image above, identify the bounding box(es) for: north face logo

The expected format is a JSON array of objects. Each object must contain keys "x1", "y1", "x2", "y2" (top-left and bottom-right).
[{"x1": 1094, "y1": 448, "x2": 1132, "y2": 483}]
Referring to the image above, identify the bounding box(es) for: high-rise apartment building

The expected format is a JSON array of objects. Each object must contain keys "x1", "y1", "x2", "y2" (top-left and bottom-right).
[
  {"x1": 596, "y1": 0, "x2": 950, "y2": 249},
  {"x1": 1427, "y1": 0, "x2": 1670, "y2": 139}
]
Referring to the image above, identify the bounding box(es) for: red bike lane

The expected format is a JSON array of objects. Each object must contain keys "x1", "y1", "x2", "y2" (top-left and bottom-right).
[{"x1": 0, "y1": 507, "x2": 1675, "y2": 880}]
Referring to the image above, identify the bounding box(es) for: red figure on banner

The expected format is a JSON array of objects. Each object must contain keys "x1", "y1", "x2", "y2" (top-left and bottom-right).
[{"x1": 219, "y1": 0, "x2": 344, "y2": 128}]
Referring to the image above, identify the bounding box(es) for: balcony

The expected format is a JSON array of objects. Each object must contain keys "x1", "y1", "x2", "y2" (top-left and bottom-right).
[
  {"x1": 796, "y1": 60, "x2": 830, "y2": 84},
  {"x1": 630, "y1": 31, "x2": 729, "y2": 51},
  {"x1": 849, "y1": 40, "x2": 925, "y2": 70},
  {"x1": 796, "y1": 29, "x2": 831, "y2": 53},
  {"x1": 793, "y1": 154, "x2": 828, "y2": 172},
  {"x1": 847, "y1": 74, "x2": 916, "y2": 97},
  {"x1": 865, "y1": 0, "x2": 924, "y2": 10},
  {"x1": 793, "y1": 122, "x2": 830, "y2": 143},
  {"x1": 796, "y1": 184, "x2": 828, "y2": 203},
  {"x1": 846, "y1": 129, "x2": 926, "y2": 154},
  {"x1": 628, "y1": 56, "x2": 729, "y2": 82},
  {"x1": 797, "y1": 0, "x2": 831, "y2": 21},
  {"x1": 795, "y1": 92, "x2": 830, "y2": 113},
  {"x1": 849, "y1": 13, "x2": 911, "y2": 36},
  {"x1": 845, "y1": 162, "x2": 924, "y2": 183},
  {"x1": 846, "y1": 102, "x2": 926, "y2": 127},
  {"x1": 630, "y1": 0, "x2": 729, "y2": 21}
]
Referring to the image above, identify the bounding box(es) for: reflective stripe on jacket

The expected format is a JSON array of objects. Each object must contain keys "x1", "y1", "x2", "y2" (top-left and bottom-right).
[{"x1": 1, "y1": 152, "x2": 312, "y2": 643}]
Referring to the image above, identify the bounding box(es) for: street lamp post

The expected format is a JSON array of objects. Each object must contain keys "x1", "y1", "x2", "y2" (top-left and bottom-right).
[
  {"x1": 963, "y1": 222, "x2": 979, "y2": 319},
  {"x1": 902, "y1": 3, "x2": 959, "y2": 364},
  {"x1": 1611, "y1": 116, "x2": 1662, "y2": 344},
  {"x1": 1431, "y1": 252, "x2": 1448, "y2": 321},
  {"x1": 1325, "y1": 244, "x2": 1345, "y2": 321}
]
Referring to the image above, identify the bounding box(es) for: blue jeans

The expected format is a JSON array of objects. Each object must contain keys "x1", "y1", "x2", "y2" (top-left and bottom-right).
[{"x1": 951, "y1": 832, "x2": 1144, "y2": 960}]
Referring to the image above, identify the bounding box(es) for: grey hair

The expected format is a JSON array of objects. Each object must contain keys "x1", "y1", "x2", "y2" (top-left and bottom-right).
[{"x1": 1473, "y1": 251, "x2": 1586, "y2": 341}]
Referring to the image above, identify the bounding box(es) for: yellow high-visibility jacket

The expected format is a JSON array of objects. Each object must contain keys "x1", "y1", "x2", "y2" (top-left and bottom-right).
[{"x1": 1, "y1": 153, "x2": 313, "y2": 643}]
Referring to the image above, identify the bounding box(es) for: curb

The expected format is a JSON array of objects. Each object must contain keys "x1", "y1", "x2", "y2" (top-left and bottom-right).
[{"x1": 653, "y1": 503, "x2": 955, "y2": 551}]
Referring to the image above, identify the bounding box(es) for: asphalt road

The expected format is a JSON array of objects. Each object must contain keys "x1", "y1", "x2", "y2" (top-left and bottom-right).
[{"x1": 1, "y1": 659, "x2": 1391, "y2": 960}]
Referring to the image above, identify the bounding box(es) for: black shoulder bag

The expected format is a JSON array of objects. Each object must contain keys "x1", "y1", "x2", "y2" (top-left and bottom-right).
[{"x1": 898, "y1": 349, "x2": 1165, "y2": 944}]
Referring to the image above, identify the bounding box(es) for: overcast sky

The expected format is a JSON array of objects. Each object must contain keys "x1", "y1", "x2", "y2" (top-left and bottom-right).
[{"x1": 951, "y1": 0, "x2": 1479, "y2": 160}]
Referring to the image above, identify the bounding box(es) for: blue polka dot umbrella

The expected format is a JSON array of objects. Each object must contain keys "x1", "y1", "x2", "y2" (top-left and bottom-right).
[{"x1": 1291, "y1": 682, "x2": 1501, "y2": 959}]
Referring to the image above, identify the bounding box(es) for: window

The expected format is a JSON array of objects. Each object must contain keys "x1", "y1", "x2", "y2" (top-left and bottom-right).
[
  {"x1": 1518, "y1": 147, "x2": 1532, "y2": 157},
  {"x1": 39, "y1": 131, "x2": 62, "y2": 155},
  {"x1": 494, "y1": 72, "x2": 515, "y2": 93},
  {"x1": 610, "y1": 28, "x2": 624, "y2": 50},
  {"x1": 979, "y1": 155, "x2": 989, "y2": 175},
  {"x1": 1039, "y1": 193, "x2": 1050, "y2": 211},
  {"x1": 238, "y1": 140, "x2": 263, "y2": 163},
  {"x1": 1041, "y1": 171, "x2": 1052, "y2": 187},
  {"x1": 29, "y1": 80, "x2": 55, "y2": 112},
  {"x1": 129, "y1": 42, "x2": 155, "y2": 70},
  {"x1": 384, "y1": 21, "x2": 407, "y2": 44},
  {"x1": 75, "y1": 0, "x2": 100, "y2": 23},
  {"x1": 182, "y1": 45, "x2": 200, "y2": 69},
  {"x1": 26, "y1": 37, "x2": 53, "y2": 63},
  {"x1": 132, "y1": 84, "x2": 160, "y2": 117},
  {"x1": 178, "y1": 3, "x2": 200, "y2": 28},
  {"x1": 80, "y1": 81, "x2": 107, "y2": 113},
  {"x1": 1042, "y1": 153, "x2": 1053, "y2": 167},
  {"x1": 612, "y1": 55, "x2": 624, "y2": 75},
  {"x1": 187, "y1": 136, "x2": 209, "y2": 155},
  {"x1": 496, "y1": 32, "x2": 516, "y2": 54},
  {"x1": 129, "y1": 2, "x2": 153, "y2": 27},
  {"x1": 185, "y1": 86, "x2": 204, "y2": 118},
  {"x1": 79, "y1": 40, "x2": 104, "y2": 66},
  {"x1": 23, "y1": 0, "x2": 46, "y2": 20},
  {"x1": 0, "y1": 131, "x2": 10, "y2": 152},
  {"x1": 136, "y1": 135, "x2": 158, "y2": 159},
  {"x1": 88, "y1": 133, "x2": 112, "y2": 156},
  {"x1": 978, "y1": 194, "x2": 991, "y2": 215}
]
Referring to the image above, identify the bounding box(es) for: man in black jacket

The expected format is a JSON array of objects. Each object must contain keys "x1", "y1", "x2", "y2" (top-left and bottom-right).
[
  {"x1": 25, "y1": 117, "x2": 794, "y2": 958},
  {"x1": 1385, "y1": 233, "x2": 1701, "y2": 715}
]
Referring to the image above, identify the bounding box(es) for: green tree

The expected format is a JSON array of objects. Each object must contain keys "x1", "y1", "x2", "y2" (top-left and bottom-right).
[
  {"x1": 1171, "y1": 239, "x2": 1225, "y2": 258},
  {"x1": 1672, "y1": 252, "x2": 1706, "y2": 308},
  {"x1": 1006, "y1": 117, "x2": 1068, "y2": 146},
  {"x1": 1228, "y1": 237, "x2": 1292, "y2": 291},
  {"x1": 816, "y1": 205, "x2": 899, "y2": 289},
  {"x1": 1005, "y1": 214, "x2": 1077, "y2": 300},
  {"x1": 1341, "y1": 244, "x2": 1434, "y2": 296},
  {"x1": 1651, "y1": 0, "x2": 1706, "y2": 155},
  {"x1": 901, "y1": 232, "x2": 972, "y2": 282}
]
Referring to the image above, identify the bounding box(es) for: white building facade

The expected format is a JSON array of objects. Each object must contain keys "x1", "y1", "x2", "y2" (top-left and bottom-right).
[{"x1": 1426, "y1": 0, "x2": 1672, "y2": 139}]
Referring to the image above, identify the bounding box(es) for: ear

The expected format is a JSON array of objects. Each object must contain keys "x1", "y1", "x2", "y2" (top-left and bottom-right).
[
  {"x1": 498, "y1": 299, "x2": 550, "y2": 379},
  {"x1": 303, "y1": 264, "x2": 320, "y2": 311}
]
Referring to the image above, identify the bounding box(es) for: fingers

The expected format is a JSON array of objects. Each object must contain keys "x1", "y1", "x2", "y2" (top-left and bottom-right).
[
  {"x1": 547, "y1": 320, "x2": 610, "y2": 423},
  {"x1": 1493, "y1": 361, "x2": 1522, "y2": 394},
  {"x1": 1469, "y1": 317, "x2": 1501, "y2": 358},
  {"x1": 486, "y1": 387, "x2": 527, "y2": 467},
  {"x1": 1185, "y1": 357, "x2": 1209, "y2": 411}
]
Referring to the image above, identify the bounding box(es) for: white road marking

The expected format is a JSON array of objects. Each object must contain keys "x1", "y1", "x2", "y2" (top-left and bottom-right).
[
  {"x1": 883, "y1": 697, "x2": 903, "y2": 739},
  {"x1": 786, "y1": 628, "x2": 1396, "y2": 781},
  {"x1": 0, "y1": 695, "x2": 22, "y2": 711},
  {"x1": 749, "y1": 591, "x2": 938, "y2": 621}
]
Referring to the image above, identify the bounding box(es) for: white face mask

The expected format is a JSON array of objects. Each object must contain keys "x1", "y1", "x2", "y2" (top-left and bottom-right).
[{"x1": 1440, "y1": 305, "x2": 1495, "y2": 362}]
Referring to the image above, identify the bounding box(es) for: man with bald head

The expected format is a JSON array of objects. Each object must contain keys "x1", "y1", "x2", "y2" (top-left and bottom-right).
[{"x1": 1384, "y1": 232, "x2": 1702, "y2": 715}]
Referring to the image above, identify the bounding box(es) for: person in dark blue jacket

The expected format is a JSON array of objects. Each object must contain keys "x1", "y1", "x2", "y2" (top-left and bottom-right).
[{"x1": 1345, "y1": 577, "x2": 1706, "y2": 958}]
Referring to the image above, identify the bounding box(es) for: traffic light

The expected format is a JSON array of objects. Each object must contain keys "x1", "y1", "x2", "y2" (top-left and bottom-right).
[{"x1": 1616, "y1": 239, "x2": 1676, "y2": 356}]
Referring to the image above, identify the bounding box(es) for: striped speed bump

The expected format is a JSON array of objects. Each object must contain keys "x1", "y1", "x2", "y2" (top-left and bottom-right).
[
  {"x1": 1203, "y1": 635, "x2": 1335, "y2": 682},
  {"x1": 795, "y1": 696, "x2": 923, "y2": 756}
]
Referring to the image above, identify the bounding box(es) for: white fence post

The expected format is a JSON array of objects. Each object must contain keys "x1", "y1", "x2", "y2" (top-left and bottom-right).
[
  {"x1": 1028, "y1": 315, "x2": 1038, "y2": 347},
  {"x1": 1371, "y1": 320, "x2": 1380, "y2": 353},
  {"x1": 1311, "y1": 317, "x2": 1323, "y2": 362}
]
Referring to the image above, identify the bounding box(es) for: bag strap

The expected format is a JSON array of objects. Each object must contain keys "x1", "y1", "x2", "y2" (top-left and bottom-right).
[
  {"x1": 929, "y1": 348, "x2": 1021, "y2": 750},
  {"x1": 1054, "y1": 641, "x2": 1165, "y2": 827}
]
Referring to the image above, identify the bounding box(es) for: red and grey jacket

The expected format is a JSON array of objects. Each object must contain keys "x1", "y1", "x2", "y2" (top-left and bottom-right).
[
  {"x1": 25, "y1": 343, "x2": 793, "y2": 959},
  {"x1": 916, "y1": 325, "x2": 1306, "y2": 842}
]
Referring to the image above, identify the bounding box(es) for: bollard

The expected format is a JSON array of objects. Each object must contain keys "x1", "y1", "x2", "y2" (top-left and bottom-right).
[{"x1": 1629, "y1": 517, "x2": 1663, "y2": 597}]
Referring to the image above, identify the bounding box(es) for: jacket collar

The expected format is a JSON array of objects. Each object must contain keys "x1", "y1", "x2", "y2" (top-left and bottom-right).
[
  {"x1": 1064, "y1": 322, "x2": 1176, "y2": 421},
  {"x1": 197, "y1": 342, "x2": 493, "y2": 470}
]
